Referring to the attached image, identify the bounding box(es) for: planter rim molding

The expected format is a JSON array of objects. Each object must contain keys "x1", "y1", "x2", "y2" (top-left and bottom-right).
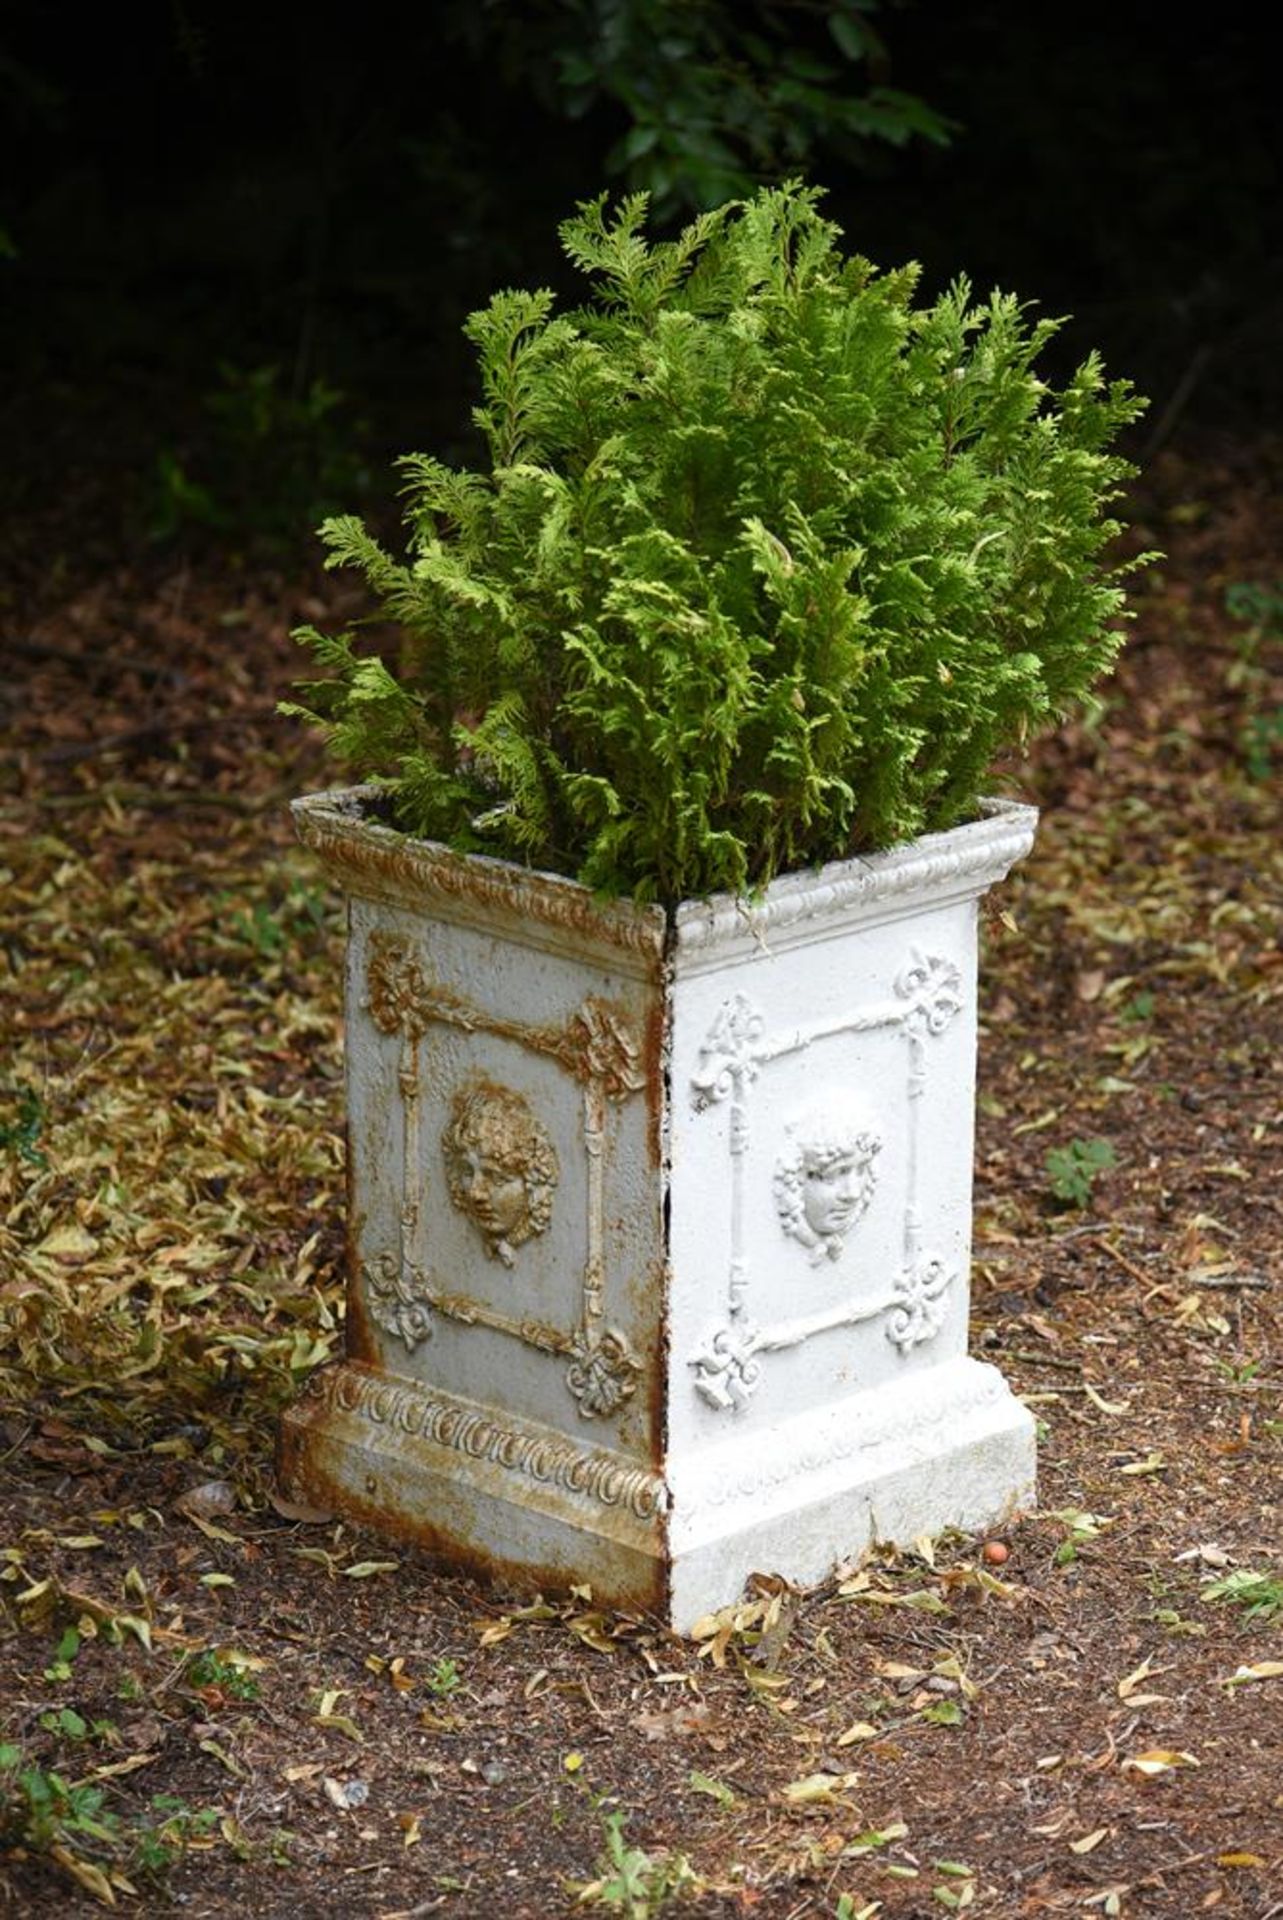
[
  {"x1": 282, "y1": 785, "x2": 1039, "y2": 1629},
  {"x1": 291, "y1": 785, "x2": 1038, "y2": 962}
]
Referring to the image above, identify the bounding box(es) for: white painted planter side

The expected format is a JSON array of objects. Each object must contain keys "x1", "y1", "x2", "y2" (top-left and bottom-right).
[{"x1": 279, "y1": 789, "x2": 1038, "y2": 1629}]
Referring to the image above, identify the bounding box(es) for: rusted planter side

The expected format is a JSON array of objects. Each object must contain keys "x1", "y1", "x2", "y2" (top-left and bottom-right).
[
  {"x1": 280, "y1": 788, "x2": 1039, "y2": 1628},
  {"x1": 279, "y1": 788, "x2": 672, "y2": 1611}
]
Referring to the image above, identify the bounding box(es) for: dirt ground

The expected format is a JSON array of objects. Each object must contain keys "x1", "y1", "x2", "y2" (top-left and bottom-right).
[{"x1": 2, "y1": 438, "x2": 1281, "y2": 1917}]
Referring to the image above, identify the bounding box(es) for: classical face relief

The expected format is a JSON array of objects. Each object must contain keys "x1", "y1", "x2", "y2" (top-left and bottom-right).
[
  {"x1": 442, "y1": 1083, "x2": 558, "y2": 1266},
  {"x1": 774, "y1": 1098, "x2": 882, "y2": 1264}
]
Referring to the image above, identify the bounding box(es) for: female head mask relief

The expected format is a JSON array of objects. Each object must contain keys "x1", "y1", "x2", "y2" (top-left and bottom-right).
[
  {"x1": 442, "y1": 1083, "x2": 558, "y2": 1267},
  {"x1": 773, "y1": 1097, "x2": 882, "y2": 1265}
]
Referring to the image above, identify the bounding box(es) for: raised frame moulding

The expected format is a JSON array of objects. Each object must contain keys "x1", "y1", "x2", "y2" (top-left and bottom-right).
[{"x1": 280, "y1": 788, "x2": 1039, "y2": 1630}]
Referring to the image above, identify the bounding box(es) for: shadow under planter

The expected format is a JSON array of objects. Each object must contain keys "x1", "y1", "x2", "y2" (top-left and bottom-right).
[{"x1": 279, "y1": 787, "x2": 1038, "y2": 1630}]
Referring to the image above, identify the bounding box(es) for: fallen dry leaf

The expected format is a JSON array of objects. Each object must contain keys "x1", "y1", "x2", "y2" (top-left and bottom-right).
[
  {"x1": 1223, "y1": 1661, "x2": 1283, "y2": 1688},
  {"x1": 782, "y1": 1771, "x2": 860, "y2": 1806},
  {"x1": 1121, "y1": 1749, "x2": 1199, "y2": 1775}
]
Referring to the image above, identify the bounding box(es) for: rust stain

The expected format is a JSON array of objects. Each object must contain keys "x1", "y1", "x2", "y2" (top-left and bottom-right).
[
  {"x1": 295, "y1": 792, "x2": 667, "y2": 964},
  {"x1": 278, "y1": 1395, "x2": 668, "y2": 1619},
  {"x1": 364, "y1": 931, "x2": 649, "y2": 1105},
  {"x1": 343, "y1": 1196, "x2": 381, "y2": 1368},
  {"x1": 640, "y1": 993, "x2": 667, "y2": 1171}
]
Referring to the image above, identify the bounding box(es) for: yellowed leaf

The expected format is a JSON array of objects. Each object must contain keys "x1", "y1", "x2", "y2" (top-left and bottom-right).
[
  {"x1": 845, "y1": 1820, "x2": 909, "y2": 1856},
  {"x1": 1116, "y1": 1451, "x2": 1166, "y2": 1476},
  {"x1": 315, "y1": 1712, "x2": 363, "y2": 1743},
  {"x1": 184, "y1": 1514, "x2": 242, "y2": 1545},
  {"x1": 568, "y1": 1612, "x2": 617, "y2": 1653},
  {"x1": 1224, "y1": 1660, "x2": 1283, "y2": 1688},
  {"x1": 1083, "y1": 1382, "x2": 1131, "y2": 1416},
  {"x1": 1122, "y1": 1749, "x2": 1199, "y2": 1774},
  {"x1": 933, "y1": 1654, "x2": 979, "y2": 1701},
  {"x1": 1070, "y1": 1827, "x2": 1110, "y2": 1854},
  {"x1": 782, "y1": 1771, "x2": 860, "y2": 1806},
  {"x1": 199, "y1": 1737, "x2": 249, "y2": 1776},
  {"x1": 114, "y1": 1614, "x2": 152, "y2": 1652},
  {"x1": 1032, "y1": 1811, "x2": 1075, "y2": 1838},
  {"x1": 1117, "y1": 1654, "x2": 1159, "y2": 1699},
  {"x1": 740, "y1": 1666, "x2": 791, "y2": 1694},
  {"x1": 836, "y1": 1721, "x2": 880, "y2": 1746},
  {"x1": 74, "y1": 1752, "x2": 157, "y2": 1786},
  {"x1": 37, "y1": 1223, "x2": 99, "y2": 1265},
  {"x1": 50, "y1": 1844, "x2": 116, "y2": 1906},
  {"x1": 875, "y1": 1660, "x2": 925, "y2": 1681}
]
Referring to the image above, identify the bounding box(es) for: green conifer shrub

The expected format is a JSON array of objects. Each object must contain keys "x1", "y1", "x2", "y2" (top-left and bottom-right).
[{"x1": 287, "y1": 182, "x2": 1150, "y2": 905}]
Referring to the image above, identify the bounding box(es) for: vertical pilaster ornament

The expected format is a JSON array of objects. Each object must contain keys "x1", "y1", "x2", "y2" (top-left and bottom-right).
[
  {"x1": 363, "y1": 1251, "x2": 437, "y2": 1352},
  {"x1": 691, "y1": 993, "x2": 765, "y2": 1109}
]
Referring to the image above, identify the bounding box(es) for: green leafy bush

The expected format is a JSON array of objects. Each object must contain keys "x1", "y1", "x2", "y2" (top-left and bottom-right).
[{"x1": 288, "y1": 182, "x2": 1150, "y2": 905}]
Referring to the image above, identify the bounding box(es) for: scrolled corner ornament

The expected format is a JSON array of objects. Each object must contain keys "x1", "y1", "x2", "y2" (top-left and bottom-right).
[
  {"x1": 362, "y1": 1250, "x2": 437, "y2": 1352},
  {"x1": 688, "y1": 1321, "x2": 764, "y2": 1412},
  {"x1": 364, "y1": 936, "x2": 424, "y2": 1038},
  {"x1": 364, "y1": 932, "x2": 473, "y2": 1041},
  {"x1": 886, "y1": 1254, "x2": 957, "y2": 1353},
  {"x1": 895, "y1": 949, "x2": 963, "y2": 1036},
  {"x1": 559, "y1": 997, "x2": 648, "y2": 1102},
  {"x1": 565, "y1": 1325, "x2": 643, "y2": 1419}
]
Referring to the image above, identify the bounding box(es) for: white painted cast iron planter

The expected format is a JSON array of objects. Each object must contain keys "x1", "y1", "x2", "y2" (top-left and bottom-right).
[{"x1": 279, "y1": 787, "x2": 1039, "y2": 1630}]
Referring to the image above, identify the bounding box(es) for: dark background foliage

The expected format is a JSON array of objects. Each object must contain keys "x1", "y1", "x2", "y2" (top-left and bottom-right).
[{"x1": 2, "y1": 1, "x2": 1278, "y2": 551}]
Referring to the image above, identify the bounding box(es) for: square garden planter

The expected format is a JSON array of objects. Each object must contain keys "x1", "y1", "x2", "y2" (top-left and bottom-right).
[{"x1": 279, "y1": 786, "x2": 1039, "y2": 1630}]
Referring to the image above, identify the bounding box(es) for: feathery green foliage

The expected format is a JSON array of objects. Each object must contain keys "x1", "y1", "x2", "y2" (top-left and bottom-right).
[{"x1": 287, "y1": 182, "x2": 1151, "y2": 904}]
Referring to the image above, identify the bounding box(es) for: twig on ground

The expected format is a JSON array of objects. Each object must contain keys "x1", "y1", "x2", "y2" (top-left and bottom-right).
[
  {"x1": 1005, "y1": 1351, "x2": 1082, "y2": 1373},
  {"x1": 1086, "y1": 1237, "x2": 1156, "y2": 1286}
]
